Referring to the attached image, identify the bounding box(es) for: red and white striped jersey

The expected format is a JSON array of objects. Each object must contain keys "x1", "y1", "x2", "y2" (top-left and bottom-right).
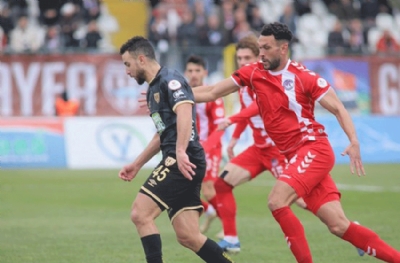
[
  {"x1": 231, "y1": 59, "x2": 329, "y2": 154},
  {"x1": 196, "y1": 98, "x2": 225, "y2": 145},
  {"x1": 229, "y1": 86, "x2": 274, "y2": 148}
]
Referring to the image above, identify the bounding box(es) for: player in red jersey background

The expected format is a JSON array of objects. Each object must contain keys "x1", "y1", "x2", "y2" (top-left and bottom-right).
[
  {"x1": 184, "y1": 55, "x2": 225, "y2": 230},
  {"x1": 192, "y1": 23, "x2": 400, "y2": 262}
]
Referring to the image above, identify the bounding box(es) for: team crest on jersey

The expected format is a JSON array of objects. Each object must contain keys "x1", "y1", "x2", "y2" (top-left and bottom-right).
[
  {"x1": 283, "y1": 79, "x2": 294, "y2": 90},
  {"x1": 154, "y1": 92, "x2": 160, "y2": 103},
  {"x1": 317, "y1": 78, "x2": 328, "y2": 88},
  {"x1": 165, "y1": 156, "x2": 176, "y2": 166},
  {"x1": 168, "y1": 80, "x2": 182, "y2": 90}
]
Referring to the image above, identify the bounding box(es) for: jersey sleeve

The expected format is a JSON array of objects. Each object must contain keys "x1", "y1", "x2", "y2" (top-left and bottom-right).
[
  {"x1": 231, "y1": 65, "x2": 252, "y2": 88},
  {"x1": 164, "y1": 79, "x2": 194, "y2": 112},
  {"x1": 228, "y1": 100, "x2": 259, "y2": 123},
  {"x1": 305, "y1": 73, "x2": 332, "y2": 102},
  {"x1": 210, "y1": 98, "x2": 225, "y2": 125}
]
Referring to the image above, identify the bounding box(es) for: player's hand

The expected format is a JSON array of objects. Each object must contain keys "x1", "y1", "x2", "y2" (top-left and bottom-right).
[
  {"x1": 341, "y1": 141, "x2": 365, "y2": 176},
  {"x1": 119, "y1": 163, "x2": 140, "y2": 182},
  {"x1": 176, "y1": 150, "x2": 196, "y2": 181},
  {"x1": 227, "y1": 138, "x2": 238, "y2": 160},
  {"x1": 217, "y1": 118, "x2": 232, "y2": 131}
]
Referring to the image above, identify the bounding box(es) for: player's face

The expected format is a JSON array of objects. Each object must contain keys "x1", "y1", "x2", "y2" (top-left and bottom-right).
[
  {"x1": 185, "y1": 63, "x2": 207, "y2": 87},
  {"x1": 258, "y1": 35, "x2": 285, "y2": 71},
  {"x1": 121, "y1": 51, "x2": 146, "y2": 85},
  {"x1": 236, "y1": 48, "x2": 259, "y2": 68}
]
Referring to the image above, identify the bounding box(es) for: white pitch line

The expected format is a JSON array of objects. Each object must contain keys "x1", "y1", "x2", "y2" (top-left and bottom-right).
[{"x1": 248, "y1": 180, "x2": 400, "y2": 193}]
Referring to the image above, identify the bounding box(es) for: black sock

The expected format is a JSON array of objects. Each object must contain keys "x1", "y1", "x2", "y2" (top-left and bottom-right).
[
  {"x1": 196, "y1": 238, "x2": 235, "y2": 263},
  {"x1": 140, "y1": 234, "x2": 163, "y2": 263}
]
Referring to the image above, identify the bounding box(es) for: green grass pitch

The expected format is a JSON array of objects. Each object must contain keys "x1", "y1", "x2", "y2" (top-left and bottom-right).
[{"x1": 1, "y1": 164, "x2": 400, "y2": 263}]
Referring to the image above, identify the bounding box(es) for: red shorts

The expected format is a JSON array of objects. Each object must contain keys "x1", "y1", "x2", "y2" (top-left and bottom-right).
[
  {"x1": 278, "y1": 138, "x2": 341, "y2": 214},
  {"x1": 203, "y1": 146, "x2": 222, "y2": 182},
  {"x1": 230, "y1": 144, "x2": 286, "y2": 179}
]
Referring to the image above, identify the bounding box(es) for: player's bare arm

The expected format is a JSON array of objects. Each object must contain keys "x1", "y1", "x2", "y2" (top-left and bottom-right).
[
  {"x1": 319, "y1": 88, "x2": 366, "y2": 176},
  {"x1": 175, "y1": 102, "x2": 197, "y2": 180},
  {"x1": 193, "y1": 78, "x2": 239, "y2": 103},
  {"x1": 119, "y1": 132, "x2": 161, "y2": 182}
]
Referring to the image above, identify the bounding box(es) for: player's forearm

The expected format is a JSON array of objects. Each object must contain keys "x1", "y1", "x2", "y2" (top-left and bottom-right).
[
  {"x1": 229, "y1": 101, "x2": 259, "y2": 123},
  {"x1": 176, "y1": 105, "x2": 193, "y2": 154},
  {"x1": 133, "y1": 133, "x2": 161, "y2": 167},
  {"x1": 335, "y1": 107, "x2": 359, "y2": 144},
  {"x1": 193, "y1": 85, "x2": 217, "y2": 102}
]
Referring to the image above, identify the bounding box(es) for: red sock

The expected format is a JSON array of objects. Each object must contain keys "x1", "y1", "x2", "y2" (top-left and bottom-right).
[
  {"x1": 208, "y1": 195, "x2": 218, "y2": 211},
  {"x1": 201, "y1": 199, "x2": 209, "y2": 212},
  {"x1": 214, "y1": 178, "x2": 237, "y2": 236},
  {"x1": 272, "y1": 207, "x2": 313, "y2": 263},
  {"x1": 342, "y1": 222, "x2": 400, "y2": 262}
]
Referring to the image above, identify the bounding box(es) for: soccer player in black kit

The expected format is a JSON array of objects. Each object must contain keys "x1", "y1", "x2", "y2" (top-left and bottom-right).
[{"x1": 119, "y1": 36, "x2": 234, "y2": 263}]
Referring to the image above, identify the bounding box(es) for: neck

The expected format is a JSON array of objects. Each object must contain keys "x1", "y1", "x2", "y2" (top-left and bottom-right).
[
  {"x1": 145, "y1": 61, "x2": 161, "y2": 83},
  {"x1": 270, "y1": 57, "x2": 290, "y2": 72}
]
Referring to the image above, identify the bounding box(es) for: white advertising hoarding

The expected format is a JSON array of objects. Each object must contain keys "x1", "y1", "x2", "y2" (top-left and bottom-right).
[{"x1": 65, "y1": 117, "x2": 161, "y2": 169}]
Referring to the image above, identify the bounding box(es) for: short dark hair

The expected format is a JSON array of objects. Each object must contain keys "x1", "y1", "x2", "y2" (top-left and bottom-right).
[
  {"x1": 119, "y1": 36, "x2": 156, "y2": 60},
  {"x1": 185, "y1": 55, "x2": 207, "y2": 69},
  {"x1": 260, "y1": 22, "x2": 293, "y2": 42}
]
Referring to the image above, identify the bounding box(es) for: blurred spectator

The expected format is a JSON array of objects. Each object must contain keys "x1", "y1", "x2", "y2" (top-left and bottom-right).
[
  {"x1": 0, "y1": 4, "x2": 15, "y2": 40},
  {"x1": 177, "y1": 9, "x2": 198, "y2": 65},
  {"x1": 42, "y1": 25, "x2": 63, "y2": 53},
  {"x1": 148, "y1": 4, "x2": 170, "y2": 65},
  {"x1": 294, "y1": 0, "x2": 312, "y2": 16},
  {"x1": 82, "y1": 0, "x2": 101, "y2": 23},
  {"x1": 348, "y1": 18, "x2": 366, "y2": 45},
  {"x1": 328, "y1": 0, "x2": 360, "y2": 21},
  {"x1": 4, "y1": 0, "x2": 27, "y2": 23},
  {"x1": 346, "y1": 32, "x2": 364, "y2": 55},
  {"x1": 38, "y1": 0, "x2": 62, "y2": 26},
  {"x1": 232, "y1": 21, "x2": 253, "y2": 43},
  {"x1": 0, "y1": 26, "x2": 6, "y2": 52},
  {"x1": 249, "y1": 5, "x2": 264, "y2": 32},
  {"x1": 375, "y1": 29, "x2": 400, "y2": 54},
  {"x1": 220, "y1": 0, "x2": 235, "y2": 32},
  {"x1": 59, "y1": 2, "x2": 81, "y2": 48},
  {"x1": 327, "y1": 20, "x2": 347, "y2": 55},
  {"x1": 360, "y1": 0, "x2": 380, "y2": 20},
  {"x1": 193, "y1": 0, "x2": 207, "y2": 28},
  {"x1": 55, "y1": 90, "x2": 80, "y2": 116},
  {"x1": 279, "y1": 3, "x2": 297, "y2": 37},
  {"x1": 83, "y1": 19, "x2": 102, "y2": 49},
  {"x1": 9, "y1": 15, "x2": 44, "y2": 53}
]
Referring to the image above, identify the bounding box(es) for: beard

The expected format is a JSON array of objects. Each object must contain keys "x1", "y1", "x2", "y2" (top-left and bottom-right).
[
  {"x1": 136, "y1": 68, "x2": 146, "y2": 85},
  {"x1": 264, "y1": 57, "x2": 280, "y2": 71}
]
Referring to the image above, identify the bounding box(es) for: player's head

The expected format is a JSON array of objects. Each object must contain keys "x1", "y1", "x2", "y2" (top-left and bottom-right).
[
  {"x1": 258, "y1": 22, "x2": 292, "y2": 71},
  {"x1": 236, "y1": 34, "x2": 260, "y2": 68},
  {"x1": 184, "y1": 55, "x2": 208, "y2": 87},
  {"x1": 120, "y1": 36, "x2": 156, "y2": 84}
]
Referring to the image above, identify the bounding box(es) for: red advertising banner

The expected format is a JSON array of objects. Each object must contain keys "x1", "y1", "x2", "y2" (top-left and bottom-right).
[
  {"x1": 0, "y1": 54, "x2": 148, "y2": 116},
  {"x1": 369, "y1": 57, "x2": 400, "y2": 115}
]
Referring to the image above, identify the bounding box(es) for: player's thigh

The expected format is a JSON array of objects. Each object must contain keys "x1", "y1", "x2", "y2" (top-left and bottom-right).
[
  {"x1": 132, "y1": 192, "x2": 163, "y2": 220},
  {"x1": 172, "y1": 209, "x2": 202, "y2": 237},
  {"x1": 140, "y1": 155, "x2": 205, "y2": 218},
  {"x1": 279, "y1": 139, "x2": 335, "y2": 198},
  {"x1": 201, "y1": 180, "x2": 216, "y2": 197}
]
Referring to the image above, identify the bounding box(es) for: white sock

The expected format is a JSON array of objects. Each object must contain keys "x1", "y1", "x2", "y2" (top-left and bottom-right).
[
  {"x1": 224, "y1": 236, "x2": 239, "y2": 244},
  {"x1": 206, "y1": 204, "x2": 216, "y2": 215}
]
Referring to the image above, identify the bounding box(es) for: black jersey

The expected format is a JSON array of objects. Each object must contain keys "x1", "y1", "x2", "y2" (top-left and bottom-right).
[{"x1": 146, "y1": 67, "x2": 204, "y2": 160}]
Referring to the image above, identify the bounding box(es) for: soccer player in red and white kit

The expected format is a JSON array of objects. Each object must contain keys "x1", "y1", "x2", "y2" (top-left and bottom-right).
[
  {"x1": 209, "y1": 35, "x2": 306, "y2": 253},
  {"x1": 184, "y1": 55, "x2": 225, "y2": 230},
  {"x1": 193, "y1": 22, "x2": 400, "y2": 262}
]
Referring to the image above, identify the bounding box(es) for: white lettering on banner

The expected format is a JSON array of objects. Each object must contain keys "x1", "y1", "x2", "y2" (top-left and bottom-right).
[
  {"x1": 42, "y1": 62, "x2": 65, "y2": 115},
  {"x1": 66, "y1": 63, "x2": 97, "y2": 115},
  {"x1": 378, "y1": 63, "x2": 399, "y2": 114},
  {"x1": 13, "y1": 63, "x2": 41, "y2": 116},
  {"x1": 0, "y1": 63, "x2": 12, "y2": 116}
]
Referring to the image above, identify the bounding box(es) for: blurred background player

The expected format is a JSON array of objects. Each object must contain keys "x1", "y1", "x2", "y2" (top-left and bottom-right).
[
  {"x1": 184, "y1": 55, "x2": 225, "y2": 234},
  {"x1": 55, "y1": 90, "x2": 80, "y2": 116},
  {"x1": 211, "y1": 35, "x2": 306, "y2": 253}
]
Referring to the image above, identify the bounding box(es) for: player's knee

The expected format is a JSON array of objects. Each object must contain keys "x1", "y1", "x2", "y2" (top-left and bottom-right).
[
  {"x1": 214, "y1": 175, "x2": 233, "y2": 193},
  {"x1": 130, "y1": 203, "x2": 145, "y2": 226},
  {"x1": 176, "y1": 231, "x2": 198, "y2": 250},
  {"x1": 267, "y1": 192, "x2": 288, "y2": 211},
  {"x1": 326, "y1": 221, "x2": 350, "y2": 237}
]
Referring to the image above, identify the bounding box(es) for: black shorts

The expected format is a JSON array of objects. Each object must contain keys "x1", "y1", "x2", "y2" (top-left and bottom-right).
[{"x1": 140, "y1": 154, "x2": 206, "y2": 221}]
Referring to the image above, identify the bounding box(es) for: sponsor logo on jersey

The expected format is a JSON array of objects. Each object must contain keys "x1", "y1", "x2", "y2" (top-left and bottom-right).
[
  {"x1": 283, "y1": 79, "x2": 294, "y2": 90},
  {"x1": 168, "y1": 79, "x2": 182, "y2": 90},
  {"x1": 317, "y1": 78, "x2": 328, "y2": 88},
  {"x1": 164, "y1": 156, "x2": 176, "y2": 166},
  {"x1": 173, "y1": 89, "x2": 185, "y2": 99},
  {"x1": 154, "y1": 92, "x2": 160, "y2": 103}
]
